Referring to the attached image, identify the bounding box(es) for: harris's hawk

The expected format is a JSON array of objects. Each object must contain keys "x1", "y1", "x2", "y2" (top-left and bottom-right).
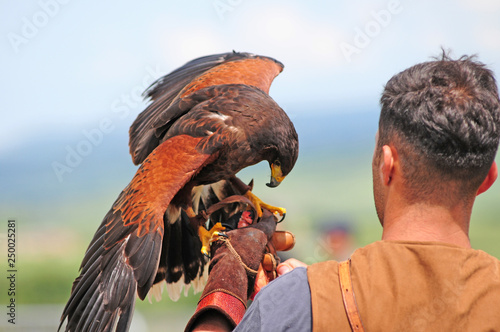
[{"x1": 59, "y1": 51, "x2": 299, "y2": 332}]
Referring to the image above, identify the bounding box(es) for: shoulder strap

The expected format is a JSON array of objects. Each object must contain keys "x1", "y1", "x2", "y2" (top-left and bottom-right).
[{"x1": 339, "y1": 259, "x2": 365, "y2": 332}]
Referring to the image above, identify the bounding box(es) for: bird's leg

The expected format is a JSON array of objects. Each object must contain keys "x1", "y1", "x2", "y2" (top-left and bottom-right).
[
  {"x1": 243, "y1": 190, "x2": 286, "y2": 218},
  {"x1": 184, "y1": 206, "x2": 227, "y2": 257},
  {"x1": 198, "y1": 222, "x2": 227, "y2": 257},
  {"x1": 228, "y1": 176, "x2": 286, "y2": 218}
]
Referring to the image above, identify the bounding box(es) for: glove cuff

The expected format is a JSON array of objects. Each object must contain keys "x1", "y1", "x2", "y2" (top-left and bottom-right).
[{"x1": 185, "y1": 291, "x2": 246, "y2": 331}]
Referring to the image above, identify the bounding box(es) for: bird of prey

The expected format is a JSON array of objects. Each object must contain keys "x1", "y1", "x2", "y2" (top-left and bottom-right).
[{"x1": 59, "y1": 51, "x2": 299, "y2": 332}]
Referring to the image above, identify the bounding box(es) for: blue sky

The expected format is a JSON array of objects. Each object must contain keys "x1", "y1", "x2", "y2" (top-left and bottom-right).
[
  {"x1": 2, "y1": 3, "x2": 500, "y2": 322},
  {"x1": 2, "y1": 0, "x2": 500, "y2": 154}
]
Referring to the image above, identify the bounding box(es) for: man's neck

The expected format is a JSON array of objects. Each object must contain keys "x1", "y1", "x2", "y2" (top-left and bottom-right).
[{"x1": 381, "y1": 203, "x2": 472, "y2": 248}]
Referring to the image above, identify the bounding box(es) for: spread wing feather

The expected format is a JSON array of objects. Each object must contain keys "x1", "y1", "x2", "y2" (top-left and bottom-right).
[
  {"x1": 129, "y1": 52, "x2": 252, "y2": 164},
  {"x1": 60, "y1": 135, "x2": 217, "y2": 331},
  {"x1": 129, "y1": 51, "x2": 283, "y2": 165}
]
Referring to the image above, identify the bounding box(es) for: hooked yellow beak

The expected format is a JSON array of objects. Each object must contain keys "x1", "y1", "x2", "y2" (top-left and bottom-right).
[{"x1": 267, "y1": 163, "x2": 285, "y2": 188}]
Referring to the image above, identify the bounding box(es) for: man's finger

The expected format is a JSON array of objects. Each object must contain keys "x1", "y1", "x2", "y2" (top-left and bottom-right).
[
  {"x1": 277, "y1": 258, "x2": 308, "y2": 276},
  {"x1": 251, "y1": 264, "x2": 270, "y2": 300},
  {"x1": 271, "y1": 231, "x2": 295, "y2": 252}
]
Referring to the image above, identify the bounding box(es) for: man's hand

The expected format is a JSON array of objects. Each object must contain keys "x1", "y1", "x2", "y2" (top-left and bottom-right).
[{"x1": 252, "y1": 230, "x2": 297, "y2": 296}]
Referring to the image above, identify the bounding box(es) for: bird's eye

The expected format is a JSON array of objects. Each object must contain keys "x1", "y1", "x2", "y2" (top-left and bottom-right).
[{"x1": 274, "y1": 160, "x2": 281, "y2": 167}]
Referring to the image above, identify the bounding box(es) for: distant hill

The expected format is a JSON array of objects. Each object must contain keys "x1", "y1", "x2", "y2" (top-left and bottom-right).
[
  {"x1": 0, "y1": 109, "x2": 379, "y2": 218},
  {"x1": 2, "y1": 108, "x2": 499, "y2": 312}
]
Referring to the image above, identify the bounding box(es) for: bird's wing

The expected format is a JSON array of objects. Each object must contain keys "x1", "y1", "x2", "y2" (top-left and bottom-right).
[
  {"x1": 133, "y1": 84, "x2": 277, "y2": 302},
  {"x1": 60, "y1": 135, "x2": 217, "y2": 332},
  {"x1": 129, "y1": 51, "x2": 283, "y2": 165}
]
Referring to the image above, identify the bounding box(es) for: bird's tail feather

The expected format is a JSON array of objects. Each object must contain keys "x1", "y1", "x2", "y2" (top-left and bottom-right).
[
  {"x1": 60, "y1": 206, "x2": 162, "y2": 332},
  {"x1": 59, "y1": 233, "x2": 137, "y2": 332}
]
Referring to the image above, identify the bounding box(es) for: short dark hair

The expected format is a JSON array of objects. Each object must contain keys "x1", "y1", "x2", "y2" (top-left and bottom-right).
[{"x1": 378, "y1": 53, "x2": 500, "y2": 202}]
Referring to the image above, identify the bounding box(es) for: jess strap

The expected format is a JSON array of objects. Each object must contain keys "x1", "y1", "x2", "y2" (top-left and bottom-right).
[{"x1": 339, "y1": 259, "x2": 365, "y2": 332}]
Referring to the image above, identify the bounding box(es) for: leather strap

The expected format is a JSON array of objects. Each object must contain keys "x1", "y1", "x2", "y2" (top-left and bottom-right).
[{"x1": 339, "y1": 259, "x2": 365, "y2": 332}]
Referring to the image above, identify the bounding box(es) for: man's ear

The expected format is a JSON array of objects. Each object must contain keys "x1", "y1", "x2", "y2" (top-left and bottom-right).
[
  {"x1": 477, "y1": 161, "x2": 498, "y2": 196},
  {"x1": 381, "y1": 145, "x2": 395, "y2": 185}
]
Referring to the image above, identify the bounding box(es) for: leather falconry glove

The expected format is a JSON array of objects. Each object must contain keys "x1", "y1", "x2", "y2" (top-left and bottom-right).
[{"x1": 185, "y1": 209, "x2": 294, "y2": 331}]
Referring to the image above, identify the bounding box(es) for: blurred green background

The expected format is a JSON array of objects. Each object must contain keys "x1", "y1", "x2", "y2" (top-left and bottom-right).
[
  {"x1": 1, "y1": 109, "x2": 499, "y2": 331},
  {"x1": 2, "y1": 0, "x2": 500, "y2": 331}
]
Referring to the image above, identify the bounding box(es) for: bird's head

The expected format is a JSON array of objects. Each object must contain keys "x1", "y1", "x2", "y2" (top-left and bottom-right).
[{"x1": 265, "y1": 129, "x2": 299, "y2": 188}]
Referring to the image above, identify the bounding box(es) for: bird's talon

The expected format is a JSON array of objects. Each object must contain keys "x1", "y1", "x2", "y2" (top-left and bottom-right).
[
  {"x1": 276, "y1": 212, "x2": 286, "y2": 223},
  {"x1": 201, "y1": 246, "x2": 210, "y2": 258},
  {"x1": 213, "y1": 231, "x2": 228, "y2": 238}
]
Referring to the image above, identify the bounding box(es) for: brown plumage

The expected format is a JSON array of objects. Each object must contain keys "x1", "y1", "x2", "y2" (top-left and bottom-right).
[{"x1": 60, "y1": 51, "x2": 298, "y2": 332}]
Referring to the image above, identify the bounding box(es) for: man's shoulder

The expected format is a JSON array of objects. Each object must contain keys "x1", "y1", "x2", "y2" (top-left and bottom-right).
[
  {"x1": 348, "y1": 240, "x2": 500, "y2": 330},
  {"x1": 235, "y1": 267, "x2": 312, "y2": 332},
  {"x1": 307, "y1": 240, "x2": 500, "y2": 273},
  {"x1": 354, "y1": 240, "x2": 500, "y2": 263}
]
